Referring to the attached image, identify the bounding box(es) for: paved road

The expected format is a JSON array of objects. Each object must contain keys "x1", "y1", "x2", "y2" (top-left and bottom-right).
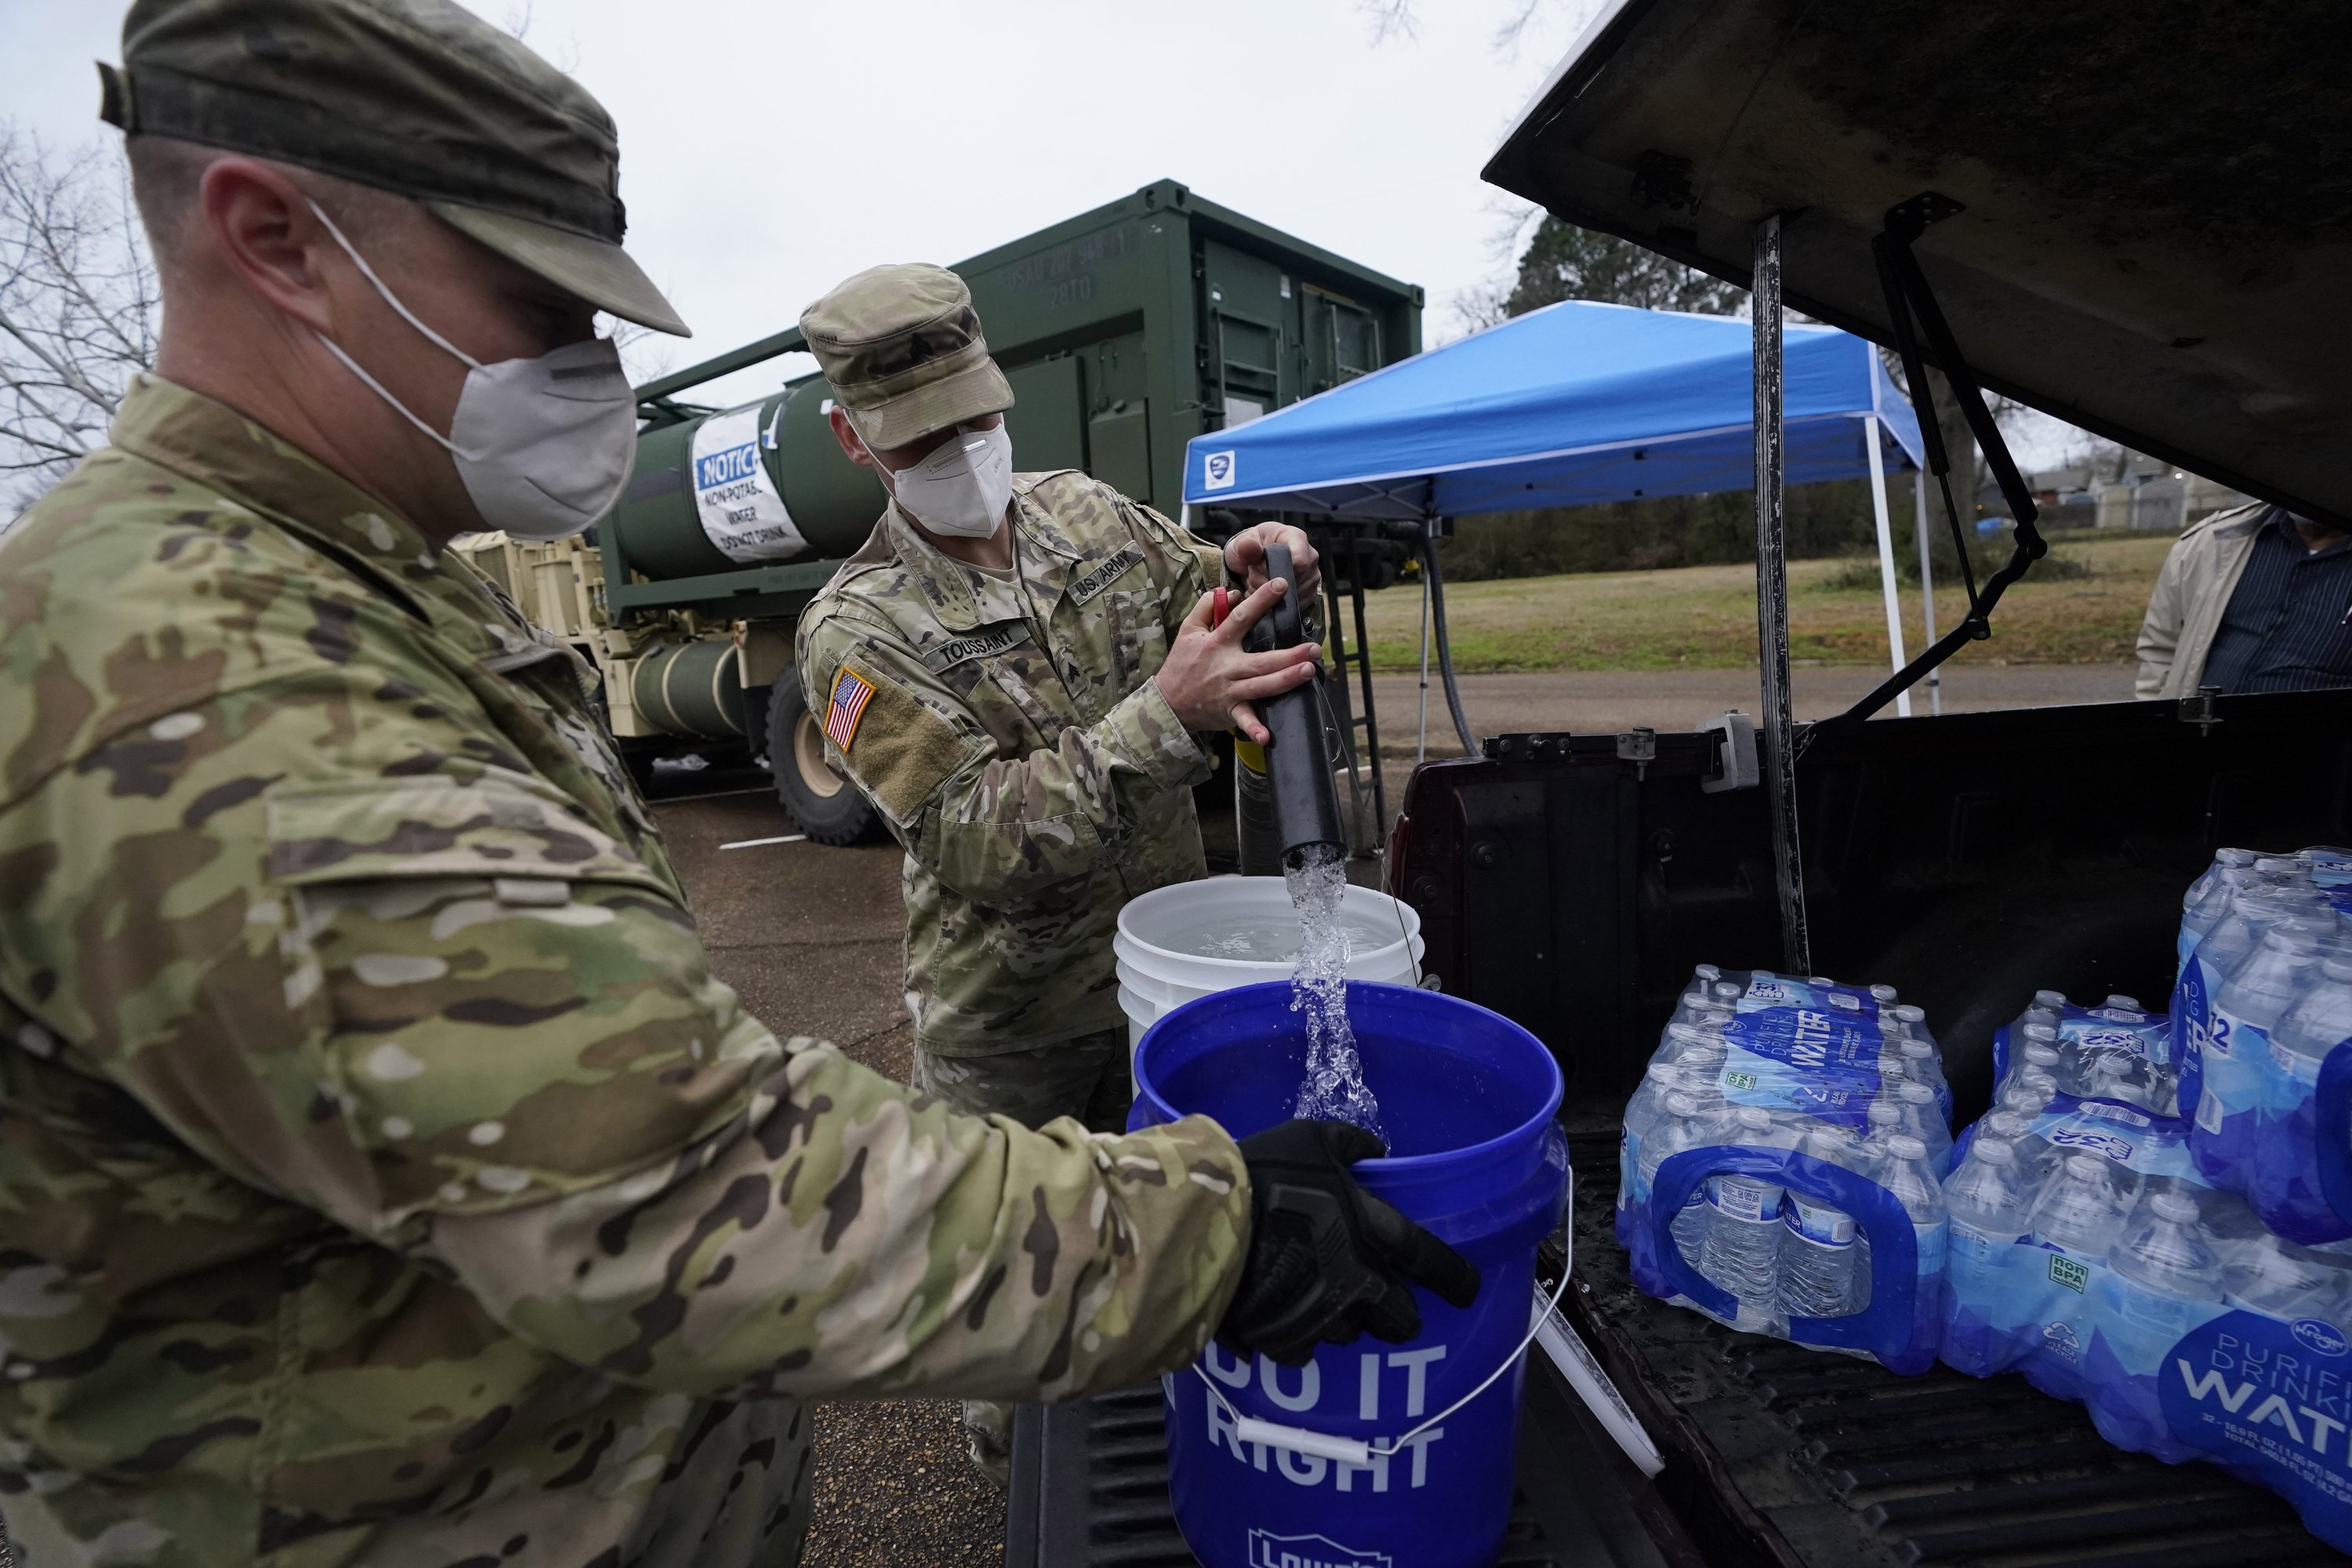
[
  {"x1": 1363, "y1": 662, "x2": 2136, "y2": 758},
  {"x1": 647, "y1": 775, "x2": 1007, "y2": 1566}
]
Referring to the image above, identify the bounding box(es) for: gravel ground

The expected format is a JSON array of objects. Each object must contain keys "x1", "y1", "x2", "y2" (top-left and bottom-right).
[
  {"x1": 648, "y1": 777, "x2": 1008, "y2": 1565},
  {"x1": 800, "y1": 1401, "x2": 1007, "y2": 1567}
]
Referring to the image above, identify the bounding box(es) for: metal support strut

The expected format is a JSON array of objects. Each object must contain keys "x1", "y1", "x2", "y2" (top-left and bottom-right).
[
  {"x1": 1751, "y1": 214, "x2": 1811, "y2": 976},
  {"x1": 1829, "y1": 191, "x2": 2049, "y2": 728}
]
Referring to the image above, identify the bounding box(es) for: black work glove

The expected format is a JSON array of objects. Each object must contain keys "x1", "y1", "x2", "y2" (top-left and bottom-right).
[{"x1": 1218, "y1": 1119, "x2": 1482, "y2": 1367}]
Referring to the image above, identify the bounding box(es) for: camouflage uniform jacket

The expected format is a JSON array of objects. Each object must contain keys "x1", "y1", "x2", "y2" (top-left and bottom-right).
[
  {"x1": 796, "y1": 474, "x2": 1222, "y2": 1058},
  {"x1": 0, "y1": 379, "x2": 1250, "y2": 1568}
]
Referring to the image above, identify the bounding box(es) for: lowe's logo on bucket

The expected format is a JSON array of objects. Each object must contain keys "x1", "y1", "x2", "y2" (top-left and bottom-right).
[
  {"x1": 2293, "y1": 1319, "x2": 2350, "y2": 1358},
  {"x1": 1245, "y1": 1530, "x2": 1392, "y2": 1568}
]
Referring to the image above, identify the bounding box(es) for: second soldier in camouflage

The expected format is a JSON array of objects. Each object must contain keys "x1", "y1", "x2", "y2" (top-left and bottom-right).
[{"x1": 795, "y1": 263, "x2": 1327, "y2": 1478}]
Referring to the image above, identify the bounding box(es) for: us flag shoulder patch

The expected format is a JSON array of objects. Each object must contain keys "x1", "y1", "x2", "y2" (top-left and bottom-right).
[{"x1": 825, "y1": 666, "x2": 877, "y2": 750}]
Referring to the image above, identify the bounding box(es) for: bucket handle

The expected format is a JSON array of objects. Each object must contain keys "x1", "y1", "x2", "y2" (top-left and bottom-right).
[{"x1": 1192, "y1": 1264, "x2": 1573, "y2": 1466}]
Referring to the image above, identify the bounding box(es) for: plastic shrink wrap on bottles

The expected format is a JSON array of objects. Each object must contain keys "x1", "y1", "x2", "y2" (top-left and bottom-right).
[
  {"x1": 1944, "y1": 857, "x2": 2352, "y2": 1555},
  {"x1": 1618, "y1": 968, "x2": 1950, "y2": 1374},
  {"x1": 2170, "y1": 848, "x2": 2352, "y2": 1243}
]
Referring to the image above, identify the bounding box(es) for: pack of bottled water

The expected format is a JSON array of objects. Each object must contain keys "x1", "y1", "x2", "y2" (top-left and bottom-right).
[
  {"x1": 1617, "y1": 965, "x2": 1951, "y2": 1374},
  {"x1": 2172, "y1": 846, "x2": 2352, "y2": 1244},
  {"x1": 1942, "y1": 1002, "x2": 2352, "y2": 1553}
]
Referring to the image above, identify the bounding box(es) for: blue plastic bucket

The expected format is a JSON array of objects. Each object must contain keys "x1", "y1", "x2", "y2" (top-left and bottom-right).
[{"x1": 1130, "y1": 981, "x2": 1568, "y2": 1568}]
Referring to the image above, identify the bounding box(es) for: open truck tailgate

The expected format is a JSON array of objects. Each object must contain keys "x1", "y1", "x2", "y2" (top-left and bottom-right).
[{"x1": 1481, "y1": 0, "x2": 2352, "y2": 524}]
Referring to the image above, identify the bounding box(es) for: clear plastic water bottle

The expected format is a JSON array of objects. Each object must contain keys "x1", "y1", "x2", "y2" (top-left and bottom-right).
[
  {"x1": 1778, "y1": 1124, "x2": 1861, "y2": 1319},
  {"x1": 1980, "y1": 1109, "x2": 2034, "y2": 1142},
  {"x1": 2254, "y1": 953, "x2": 2352, "y2": 1236},
  {"x1": 1699, "y1": 1106, "x2": 1787, "y2": 1323},
  {"x1": 2033, "y1": 1154, "x2": 2122, "y2": 1255},
  {"x1": 2100, "y1": 1190, "x2": 2224, "y2": 1374},
  {"x1": 1996, "y1": 1067, "x2": 2059, "y2": 1118},
  {"x1": 2201, "y1": 918, "x2": 2330, "y2": 1159},
  {"x1": 2181, "y1": 850, "x2": 2259, "y2": 963},
  {"x1": 1857, "y1": 1098, "x2": 1904, "y2": 1163},
  {"x1": 1620, "y1": 1062, "x2": 1680, "y2": 1210},
  {"x1": 2255, "y1": 853, "x2": 2314, "y2": 889},
  {"x1": 2103, "y1": 993, "x2": 2146, "y2": 1012},
  {"x1": 2180, "y1": 865, "x2": 2259, "y2": 980},
  {"x1": 1677, "y1": 963, "x2": 1722, "y2": 1010},
  {"x1": 1869, "y1": 982, "x2": 1900, "y2": 1006},
  {"x1": 1892, "y1": 1080, "x2": 1951, "y2": 1174},
  {"x1": 2017, "y1": 1030, "x2": 2063, "y2": 1090},
  {"x1": 2222, "y1": 1228, "x2": 2348, "y2": 1322},
  {"x1": 1654, "y1": 1020, "x2": 1718, "y2": 1068},
  {"x1": 1882, "y1": 1132, "x2": 1948, "y2": 1294},
  {"x1": 1640, "y1": 1092, "x2": 1715, "y2": 1267},
  {"x1": 1898, "y1": 1037, "x2": 1947, "y2": 1102},
  {"x1": 1944, "y1": 1137, "x2": 2032, "y2": 1290},
  {"x1": 1671, "y1": 1054, "x2": 1728, "y2": 1114}
]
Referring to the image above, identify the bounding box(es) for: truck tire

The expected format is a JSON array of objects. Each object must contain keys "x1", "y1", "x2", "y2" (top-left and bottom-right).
[{"x1": 767, "y1": 673, "x2": 882, "y2": 845}]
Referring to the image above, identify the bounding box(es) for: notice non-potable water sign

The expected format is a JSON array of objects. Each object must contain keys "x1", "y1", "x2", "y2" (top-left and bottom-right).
[{"x1": 691, "y1": 405, "x2": 810, "y2": 563}]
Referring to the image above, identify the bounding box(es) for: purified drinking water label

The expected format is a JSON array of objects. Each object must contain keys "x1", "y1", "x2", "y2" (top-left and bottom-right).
[
  {"x1": 1708, "y1": 1175, "x2": 1781, "y2": 1221},
  {"x1": 1784, "y1": 1197, "x2": 1856, "y2": 1247},
  {"x1": 1725, "y1": 977, "x2": 1884, "y2": 1077}
]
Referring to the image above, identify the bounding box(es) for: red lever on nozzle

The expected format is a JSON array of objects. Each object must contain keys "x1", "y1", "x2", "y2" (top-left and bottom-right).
[{"x1": 1211, "y1": 585, "x2": 1230, "y2": 628}]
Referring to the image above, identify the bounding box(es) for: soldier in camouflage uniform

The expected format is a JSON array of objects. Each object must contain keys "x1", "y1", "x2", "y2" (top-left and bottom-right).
[
  {"x1": 793, "y1": 266, "x2": 1330, "y2": 1480},
  {"x1": 0, "y1": 3, "x2": 1475, "y2": 1564}
]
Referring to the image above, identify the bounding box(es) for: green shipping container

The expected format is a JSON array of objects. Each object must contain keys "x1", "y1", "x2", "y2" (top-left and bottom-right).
[{"x1": 606, "y1": 180, "x2": 1423, "y2": 623}]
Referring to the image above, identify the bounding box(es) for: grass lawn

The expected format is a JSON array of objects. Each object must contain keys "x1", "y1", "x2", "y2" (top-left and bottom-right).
[{"x1": 1353, "y1": 531, "x2": 2171, "y2": 673}]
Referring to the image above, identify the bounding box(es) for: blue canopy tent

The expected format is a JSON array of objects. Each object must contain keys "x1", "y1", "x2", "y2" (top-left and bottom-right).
[{"x1": 1181, "y1": 300, "x2": 1936, "y2": 751}]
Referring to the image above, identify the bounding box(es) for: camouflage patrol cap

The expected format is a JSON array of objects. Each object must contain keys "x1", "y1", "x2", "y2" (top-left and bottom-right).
[
  {"x1": 800, "y1": 263, "x2": 1014, "y2": 451},
  {"x1": 98, "y1": 0, "x2": 689, "y2": 336}
]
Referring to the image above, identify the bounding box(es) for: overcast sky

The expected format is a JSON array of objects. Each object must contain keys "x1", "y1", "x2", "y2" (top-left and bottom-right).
[
  {"x1": 5, "y1": 0, "x2": 2106, "y2": 470},
  {"x1": 4, "y1": 0, "x2": 1601, "y2": 408}
]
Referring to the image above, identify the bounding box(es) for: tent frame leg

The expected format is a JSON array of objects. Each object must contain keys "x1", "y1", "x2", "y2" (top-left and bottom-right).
[
  {"x1": 1864, "y1": 413, "x2": 1911, "y2": 717},
  {"x1": 1415, "y1": 554, "x2": 1432, "y2": 765},
  {"x1": 1417, "y1": 518, "x2": 1479, "y2": 757},
  {"x1": 1752, "y1": 213, "x2": 1811, "y2": 976}
]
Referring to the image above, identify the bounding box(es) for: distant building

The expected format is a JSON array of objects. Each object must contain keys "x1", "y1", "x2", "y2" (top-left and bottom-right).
[{"x1": 1987, "y1": 446, "x2": 2251, "y2": 533}]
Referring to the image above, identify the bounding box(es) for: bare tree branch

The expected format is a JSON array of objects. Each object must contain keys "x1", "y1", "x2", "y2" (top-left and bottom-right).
[
  {"x1": 1356, "y1": 0, "x2": 1421, "y2": 44},
  {"x1": 0, "y1": 123, "x2": 158, "y2": 517},
  {"x1": 1490, "y1": 0, "x2": 1553, "y2": 56}
]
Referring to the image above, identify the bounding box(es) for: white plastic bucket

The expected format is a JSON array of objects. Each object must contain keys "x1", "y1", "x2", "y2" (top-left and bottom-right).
[{"x1": 1112, "y1": 875, "x2": 1425, "y2": 1058}]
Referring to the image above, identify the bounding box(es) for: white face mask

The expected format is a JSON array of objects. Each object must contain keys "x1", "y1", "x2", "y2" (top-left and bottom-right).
[
  {"x1": 306, "y1": 201, "x2": 638, "y2": 542},
  {"x1": 877, "y1": 420, "x2": 1014, "y2": 539}
]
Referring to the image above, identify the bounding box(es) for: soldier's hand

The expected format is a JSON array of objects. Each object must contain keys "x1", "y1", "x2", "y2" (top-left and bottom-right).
[
  {"x1": 1156, "y1": 579, "x2": 1319, "y2": 745},
  {"x1": 1218, "y1": 1119, "x2": 1482, "y2": 1367},
  {"x1": 1225, "y1": 521, "x2": 1320, "y2": 600}
]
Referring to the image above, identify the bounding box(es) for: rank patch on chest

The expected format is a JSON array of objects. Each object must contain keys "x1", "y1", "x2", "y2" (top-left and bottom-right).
[
  {"x1": 1067, "y1": 543, "x2": 1148, "y2": 605},
  {"x1": 920, "y1": 621, "x2": 1033, "y2": 673},
  {"x1": 825, "y1": 666, "x2": 877, "y2": 749}
]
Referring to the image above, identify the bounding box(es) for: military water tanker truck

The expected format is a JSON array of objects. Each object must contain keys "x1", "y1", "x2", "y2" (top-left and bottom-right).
[{"x1": 455, "y1": 180, "x2": 1421, "y2": 844}]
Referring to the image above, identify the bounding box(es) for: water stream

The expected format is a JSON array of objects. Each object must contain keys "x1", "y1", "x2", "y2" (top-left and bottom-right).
[{"x1": 1284, "y1": 844, "x2": 1388, "y2": 1141}]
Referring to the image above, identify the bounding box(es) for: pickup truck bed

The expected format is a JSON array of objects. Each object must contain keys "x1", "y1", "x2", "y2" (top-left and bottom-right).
[
  {"x1": 1007, "y1": 1122, "x2": 2348, "y2": 1566},
  {"x1": 1000, "y1": 690, "x2": 2352, "y2": 1566}
]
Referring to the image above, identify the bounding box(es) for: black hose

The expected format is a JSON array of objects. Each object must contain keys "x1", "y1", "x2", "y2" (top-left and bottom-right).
[{"x1": 1418, "y1": 520, "x2": 1478, "y2": 755}]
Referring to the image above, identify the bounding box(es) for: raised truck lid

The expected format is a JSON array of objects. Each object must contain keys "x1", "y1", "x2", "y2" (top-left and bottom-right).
[{"x1": 1481, "y1": 0, "x2": 2352, "y2": 526}]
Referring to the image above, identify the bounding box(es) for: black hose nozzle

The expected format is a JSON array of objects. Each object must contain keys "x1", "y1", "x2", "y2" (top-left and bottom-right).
[{"x1": 1241, "y1": 543, "x2": 1346, "y2": 870}]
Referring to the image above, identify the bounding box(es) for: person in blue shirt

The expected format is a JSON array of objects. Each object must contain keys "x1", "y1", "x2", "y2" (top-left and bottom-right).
[{"x1": 2136, "y1": 502, "x2": 2352, "y2": 699}]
